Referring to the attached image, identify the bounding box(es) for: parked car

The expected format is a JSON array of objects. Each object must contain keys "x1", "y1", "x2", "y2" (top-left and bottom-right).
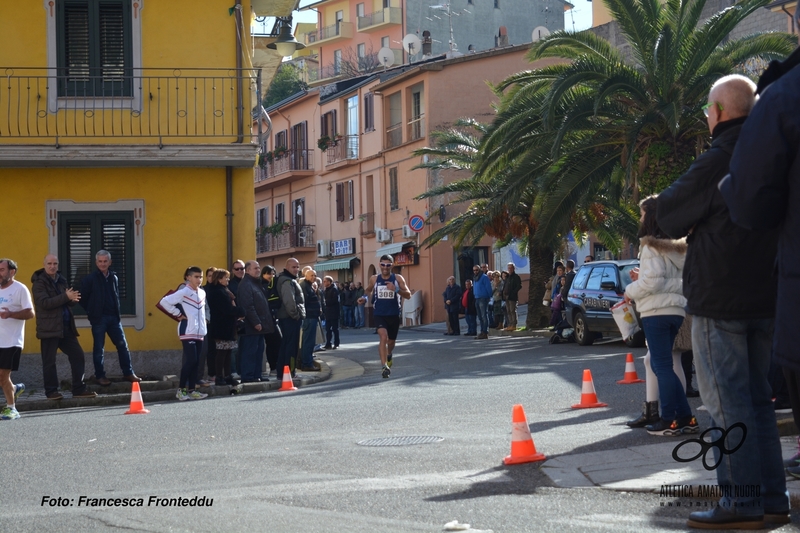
[{"x1": 564, "y1": 259, "x2": 646, "y2": 347}]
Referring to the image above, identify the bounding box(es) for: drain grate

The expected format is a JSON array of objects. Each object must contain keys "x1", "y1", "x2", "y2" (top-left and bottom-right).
[{"x1": 357, "y1": 436, "x2": 444, "y2": 447}]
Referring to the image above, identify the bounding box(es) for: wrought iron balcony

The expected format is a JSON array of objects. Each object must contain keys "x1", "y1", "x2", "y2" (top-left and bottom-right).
[
  {"x1": 357, "y1": 7, "x2": 402, "y2": 31},
  {"x1": 326, "y1": 135, "x2": 358, "y2": 165},
  {"x1": 0, "y1": 68, "x2": 258, "y2": 144},
  {"x1": 359, "y1": 212, "x2": 375, "y2": 236},
  {"x1": 256, "y1": 224, "x2": 316, "y2": 254},
  {"x1": 255, "y1": 148, "x2": 314, "y2": 184},
  {"x1": 304, "y1": 22, "x2": 354, "y2": 46}
]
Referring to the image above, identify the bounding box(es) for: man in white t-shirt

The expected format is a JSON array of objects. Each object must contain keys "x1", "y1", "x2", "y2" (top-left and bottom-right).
[{"x1": 0, "y1": 258, "x2": 34, "y2": 420}]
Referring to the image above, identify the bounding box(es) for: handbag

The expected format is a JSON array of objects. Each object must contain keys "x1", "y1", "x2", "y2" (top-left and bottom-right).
[{"x1": 611, "y1": 301, "x2": 640, "y2": 340}]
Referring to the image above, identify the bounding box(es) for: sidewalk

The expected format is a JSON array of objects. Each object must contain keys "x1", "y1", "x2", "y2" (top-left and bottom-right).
[{"x1": 542, "y1": 435, "x2": 800, "y2": 506}]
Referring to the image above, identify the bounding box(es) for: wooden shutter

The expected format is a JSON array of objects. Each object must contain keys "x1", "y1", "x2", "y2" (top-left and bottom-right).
[{"x1": 336, "y1": 182, "x2": 344, "y2": 221}]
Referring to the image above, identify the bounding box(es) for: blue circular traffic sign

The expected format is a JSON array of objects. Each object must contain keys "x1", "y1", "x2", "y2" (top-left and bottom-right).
[{"x1": 408, "y1": 215, "x2": 425, "y2": 232}]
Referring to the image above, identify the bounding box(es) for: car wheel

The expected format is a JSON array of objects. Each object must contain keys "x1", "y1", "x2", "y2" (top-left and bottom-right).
[
  {"x1": 574, "y1": 312, "x2": 594, "y2": 346},
  {"x1": 624, "y1": 329, "x2": 646, "y2": 348}
]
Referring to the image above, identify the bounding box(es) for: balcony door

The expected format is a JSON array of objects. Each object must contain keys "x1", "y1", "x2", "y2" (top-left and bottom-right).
[
  {"x1": 291, "y1": 121, "x2": 308, "y2": 170},
  {"x1": 346, "y1": 95, "x2": 359, "y2": 159}
]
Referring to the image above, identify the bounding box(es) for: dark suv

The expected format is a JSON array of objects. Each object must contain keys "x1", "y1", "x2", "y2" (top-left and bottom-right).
[{"x1": 564, "y1": 259, "x2": 646, "y2": 347}]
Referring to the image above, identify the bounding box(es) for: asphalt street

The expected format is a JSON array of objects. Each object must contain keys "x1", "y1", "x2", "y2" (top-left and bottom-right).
[{"x1": 2, "y1": 328, "x2": 798, "y2": 532}]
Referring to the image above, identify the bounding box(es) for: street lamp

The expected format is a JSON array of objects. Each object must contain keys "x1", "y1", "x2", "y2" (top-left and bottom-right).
[{"x1": 267, "y1": 17, "x2": 306, "y2": 57}]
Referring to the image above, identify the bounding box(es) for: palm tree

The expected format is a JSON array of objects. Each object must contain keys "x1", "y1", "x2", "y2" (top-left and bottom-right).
[{"x1": 478, "y1": 0, "x2": 795, "y2": 248}]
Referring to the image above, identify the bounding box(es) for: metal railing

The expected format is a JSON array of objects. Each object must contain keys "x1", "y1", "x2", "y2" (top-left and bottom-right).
[
  {"x1": 304, "y1": 22, "x2": 354, "y2": 44},
  {"x1": 357, "y1": 7, "x2": 401, "y2": 29},
  {"x1": 255, "y1": 148, "x2": 314, "y2": 183},
  {"x1": 386, "y1": 122, "x2": 402, "y2": 148},
  {"x1": 256, "y1": 224, "x2": 316, "y2": 254},
  {"x1": 409, "y1": 114, "x2": 425, "y2": 141},
  {"x1": 359, "y1": 212, "x2": 375, "y2": 235},
  {"x1": 0, "y1": 67, "x2": 258, "y2": 142},
  {"x1": 326, "y1": 135, "x2": 358, "y2": 165}
]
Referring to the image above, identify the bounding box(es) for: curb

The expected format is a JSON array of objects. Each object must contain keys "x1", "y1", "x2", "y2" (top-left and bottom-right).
[{"x1": 10, "y1": 361, "x2": 332, "y2": 413}]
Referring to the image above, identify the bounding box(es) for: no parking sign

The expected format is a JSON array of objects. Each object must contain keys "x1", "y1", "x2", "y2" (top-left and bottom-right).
[{"x1": 408, "y1": 215, "x2": 425, "y2": 233}]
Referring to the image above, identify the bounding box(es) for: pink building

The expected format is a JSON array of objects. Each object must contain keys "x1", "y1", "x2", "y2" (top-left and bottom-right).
[{"x1": 255, "y1": 45, "x2": 560, "y2": 325}]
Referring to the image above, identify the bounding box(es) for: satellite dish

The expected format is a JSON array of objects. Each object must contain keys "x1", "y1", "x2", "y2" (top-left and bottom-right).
[
  {"x1": 377, "y1": 47, "x2": 395, "y2": 67},
  {"x1": 532, "y1": 26, "x2": 550, "y2": 42},
  {"x1": 402, "y1": 34, "x2": 422, "y2": 55}
]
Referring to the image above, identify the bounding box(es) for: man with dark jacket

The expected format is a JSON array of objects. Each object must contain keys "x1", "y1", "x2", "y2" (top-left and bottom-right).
[
  {"x1": 275, "y1": 258, "x2": 305, "y2": 381},
  {"x1": 31, "y1": 255, "x2": 96, "y2": 400},
  {"x1": 236, "y1": 260, "x2": 275, "y2": 383},
  {"x1": 298, "y1": 269, "x2": 322, "y2": 372},
  {"x1": 260, "y1": 265, "x2": 282, "y2": 376},
  {"x1": 442, "y1": 276, "x2": 462, "y2": 336},
  {"x1": 80, "y1": 250, "x2": 140, "y2": 385},
  {"x1": 560, "y1": 260, "x2": 576, "y2": 299},
  {"x1": 342, "y1": 283, "x2": 357, "y2": 328},
  {"x1": 657, "y1": 75, "x2": 787, "y2": 530},
  {"x1": 502, "y1": 263, "x2": 522, "y2": 331},
  {"x1": 228, "y1": 260, "x2": 245, "y2": 297},
  {"x1": 322, "y1": 276, "x2": 340, "y2": 349}
]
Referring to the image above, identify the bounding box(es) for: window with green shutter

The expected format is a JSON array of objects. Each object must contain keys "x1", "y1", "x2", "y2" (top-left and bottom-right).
[
  {"x1": 58, "y1": 211, "x2": 136, "y2": 315},
  {"x1": 56, "y1": 0, "x2": 133, "y2": 97}
]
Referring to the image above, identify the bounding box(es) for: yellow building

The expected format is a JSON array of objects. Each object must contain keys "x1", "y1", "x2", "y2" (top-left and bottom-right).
[{"x1": 0, "y1": 0, "x2": 288, "y2": 361}]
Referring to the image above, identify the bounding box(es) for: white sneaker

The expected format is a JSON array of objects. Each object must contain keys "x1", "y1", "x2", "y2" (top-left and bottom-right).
[
  {"x1": 176, "y1": 388, "x2": 189, "y2": 401},
  {"x1": 0, "y1": 407, "x2": 20, "y2": 420},
  {"x1": 187, "y1": 390, "x2": 208, "y2": 400}
]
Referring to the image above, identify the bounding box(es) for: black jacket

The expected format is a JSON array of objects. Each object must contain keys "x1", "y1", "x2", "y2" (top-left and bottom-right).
[
  {"x1": 463, "y1": 287, "x2": 476, "y2": 315},
  {"x1": 299, "y1": 279, "x2": 322, "y2": 320},
  {"x1": 236, "y1": 275, "x2": 275, "y2": 335},
  {"x1": 79, "y1": 269, "x2": 121, "y2": 324},
  {"x1": 30, "y1": 269, "x2": 79, "y2": 340},
  {"x1": 720, "y1": 47, "x2": 800, "y2": 371},
  {"x1": 323, "y1": 285, "x2": 340, "y2": 320},
  {"x1": 657, "y1": 118, "x2": 778, "y2": 320},
  {"x1": 206, "y1": 283, "x2": 246, "y2": 341},
  {"x1": 442, "y1": 283, "x2": 462, "y2": 313}
]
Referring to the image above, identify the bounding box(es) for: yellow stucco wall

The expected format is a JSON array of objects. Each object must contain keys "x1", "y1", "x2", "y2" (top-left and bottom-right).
[{"x1": 2, "y1": 167, "x2": 255, "y2": 353}]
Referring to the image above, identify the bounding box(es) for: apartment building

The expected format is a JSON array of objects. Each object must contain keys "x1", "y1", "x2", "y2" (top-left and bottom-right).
[{"x1": 255, "y1": 44, "x2": 561, "y2": 324}]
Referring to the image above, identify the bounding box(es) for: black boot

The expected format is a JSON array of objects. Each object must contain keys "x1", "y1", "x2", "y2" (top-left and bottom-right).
[
  {"x1": 626, "y1": 401, "x2": 660, "y2": 428},
  {"x1": 681, "y1": 351, "x2": 698, "y2": 396}
]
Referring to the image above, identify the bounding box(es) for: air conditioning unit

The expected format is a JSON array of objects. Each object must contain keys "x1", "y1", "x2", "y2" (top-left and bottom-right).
[
  {"x1": 402, "y1": 225, "x2": 415, "y2": 238},
  {"x1": 316, "y1": 239, "x2": 330, "y2": 258},
  {"x1": 376, "y1": 229, "x2": 391, "y2": 243}
]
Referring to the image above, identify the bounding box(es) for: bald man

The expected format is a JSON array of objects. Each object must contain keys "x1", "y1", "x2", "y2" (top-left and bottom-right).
[
  {"x1": 31, "y1": 255, "x2": 96, "y2": 400},
  {"x1": 657, "y1": 75, "x2": 787, "y2": 529}
]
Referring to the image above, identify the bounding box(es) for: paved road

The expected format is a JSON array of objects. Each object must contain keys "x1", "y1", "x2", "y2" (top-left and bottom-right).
[{"x1": 1, "y1": 328, "x2": 797, "y2": 532}]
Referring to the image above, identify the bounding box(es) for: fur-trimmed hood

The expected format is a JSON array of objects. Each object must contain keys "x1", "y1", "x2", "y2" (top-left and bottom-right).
[{"x1": 640, "y1": 236, "x2": 687, "y2": 255}]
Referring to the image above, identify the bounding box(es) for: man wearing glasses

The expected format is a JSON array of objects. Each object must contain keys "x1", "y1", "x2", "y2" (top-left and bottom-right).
[
  {"x1": 228, "y1": 260, "x2": 246, "y2": 297},
  {"x1": 361, "y1": 255, "x2": 411, "y2": 379}
]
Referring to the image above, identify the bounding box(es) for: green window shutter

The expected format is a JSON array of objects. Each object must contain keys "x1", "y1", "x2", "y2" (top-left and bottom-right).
[{"x1": 58, "y1": 211, "x2": 136, "y2": 316}]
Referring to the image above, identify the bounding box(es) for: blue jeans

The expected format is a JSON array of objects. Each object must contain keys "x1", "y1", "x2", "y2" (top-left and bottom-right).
[
  {"x1": 91, "y1": 315, "x2": 133, "y2": 378},
  {"x1": 355, "y1": 304, "x2": 365, "y2": 328},
  {"x1": 277, "y1": 318, "x2": 302, "y2": 379},
  {"x1": 300, "y1": 318, "x2": 318, "y2": 369},
  {"x1": 641, "y1": 315, "x2": 689, "y2": 421},
  {"x1": 692, "y1": 316, "x2": 788, "y2": 515},
  {"x1": 465, "y1": 314, "x2": 477, "y2": 335},
  {"x1": 475, "y1": 298, "x2": 489, "y2": 334},
  {"x1": 343, "y1": 305, "x2": 355, "y2": 327},
  {"x1": 238, "y1": 334, "x2": 265, "y2": 382},
  {"x1": 180, "y1": 340, "x2": 202, "y2": 390}
]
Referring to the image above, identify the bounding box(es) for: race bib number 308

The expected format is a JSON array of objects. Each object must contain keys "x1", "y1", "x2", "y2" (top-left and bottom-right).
[{"x1": 377, "y1": 288, "x2": 395, "y2": 299}]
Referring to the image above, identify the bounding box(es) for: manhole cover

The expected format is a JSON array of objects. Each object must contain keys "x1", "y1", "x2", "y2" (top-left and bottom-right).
[{"x1": 357, "y1": 436, "x2": 444, "y2": 447}]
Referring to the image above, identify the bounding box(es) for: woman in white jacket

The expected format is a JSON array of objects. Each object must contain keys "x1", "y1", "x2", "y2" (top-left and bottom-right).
[{"x1": 624, "y1": 196, "x2": 697, "y2": 436}]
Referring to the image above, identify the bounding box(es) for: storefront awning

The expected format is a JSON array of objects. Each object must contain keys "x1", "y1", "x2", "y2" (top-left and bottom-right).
[
  {"x1": 375, "y1": 241, "x2": 412, "y2": 257},
  {"x1": 313, "y1": 256, "x2": 357, "y2": 271}
]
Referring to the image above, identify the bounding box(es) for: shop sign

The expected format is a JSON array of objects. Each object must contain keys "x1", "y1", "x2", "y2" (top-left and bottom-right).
[
  {"x1": 393, "y1": 246, "x2": 418, "y2": 266},
  {"x1": 331, "y1": 238, "x2": 356, "y2": 257}
]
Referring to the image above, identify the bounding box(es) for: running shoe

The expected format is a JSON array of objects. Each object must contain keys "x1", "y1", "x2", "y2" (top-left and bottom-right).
[
  {"x1": 187, "y1": 390, "x2": 208, "y2": 400},
  {"x1": 645, "y1": 418, "x2": 683, "y2": 436},
  {"x1": 0, "y1": 407, "x2": 20, "y2": 420},
  {"x1": 176, "y1": 388, "x2": 189, "y2": 401},
  {"x1": 13, "y1": 383, "x2": 25, "y2": 401},
  {"x1": 381, "y1": 364, "x2": 391, "y2": 379},
  {"x1": 386, "y1": 354, "x2": 393, "y2": 368},
  {"x1": 679, "y1": 416, "x2": 699, "y2": 434},
  {"x1": 784, "y1": 436, "x2": 800, "y2": 467}
]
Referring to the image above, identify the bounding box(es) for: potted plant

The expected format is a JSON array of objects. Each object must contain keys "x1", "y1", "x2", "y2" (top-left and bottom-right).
[
  {"x1": 257, "y1": 151, "x2": 274, "y2": 168},
  {"x1": 267, "y1": 221, "x2": 290, "y2": 237},
  {"x1": 317, "y1": 135, "x2": 331, "y2": 152},
  {"x1": 274, "y1": 146, "x2": 288, "y2": 159}
]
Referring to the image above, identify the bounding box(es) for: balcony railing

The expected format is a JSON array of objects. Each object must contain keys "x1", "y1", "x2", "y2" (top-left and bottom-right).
[
  {"x1": 256, "y1": 224, "x2": 315, "y2": 254},
  {"x1": 386, "y1": 122, "x2": 402, "y2": 148},
  {"x1": 357, "y1": 7, "x2": 402, "y2": 30},
  {"x1": 326, "y1": 135, "x2": 358, "y2": 165},
  {"x1": 255, "y1": 148, "x2": 314, "y2": 183},
  {"x1": 304, "y1": 22, "x2": 354, "y2": 45},
  {"x1": 0, "y1": 68, "x2": 258, "y2": 143},
  {"x1": 409, "y1": 114, "x2": 425, "y2": 141},
  {"x1": 359, "y1": 212, "x2": 375, "y2": 235}
]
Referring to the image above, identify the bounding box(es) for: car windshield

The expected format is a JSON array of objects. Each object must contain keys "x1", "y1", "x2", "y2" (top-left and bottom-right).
[{"x1": 619, "y1": 265, "x2": 637, "y2": 290}]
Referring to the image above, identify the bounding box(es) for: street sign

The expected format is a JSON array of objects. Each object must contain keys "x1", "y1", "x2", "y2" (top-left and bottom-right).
[{"x1": 408, "y1": 215, "x2": 425, "y2": 233}]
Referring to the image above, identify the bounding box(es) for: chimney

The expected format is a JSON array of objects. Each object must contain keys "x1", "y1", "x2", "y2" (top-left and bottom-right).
[{"x1": 495, "y1": 26, "x2": 508, "y2": 47}]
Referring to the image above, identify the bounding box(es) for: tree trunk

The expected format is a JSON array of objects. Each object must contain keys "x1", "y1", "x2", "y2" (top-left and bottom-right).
[{"x1": 525, "y1": 234, "x2": 554, "y2": 330}]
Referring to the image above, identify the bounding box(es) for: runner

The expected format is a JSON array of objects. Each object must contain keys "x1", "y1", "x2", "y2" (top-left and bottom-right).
[
  {"x1": 0, "y1": 259, "x2": 34, "y2": 420},
  {"x1": 361, "y1": 255, "x2": 411, "y2": 379}
]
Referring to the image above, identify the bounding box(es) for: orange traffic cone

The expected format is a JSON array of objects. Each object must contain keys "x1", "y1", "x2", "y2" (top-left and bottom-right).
[
  {"x1": 571, "y1": 369, "x2": 608, "y2": 409},
  {"x1": 617, "y1": 353, "x2": 645, "y2": 384},
  {"x1": 124, "y1": 381, "x2": 150, "y2": 414},
  {"x1": 279, "y1": 366, "x2": 297, "y2": 392},
  {"x1": 504, "y1": 404, "x2": 546, "y2": 465}
]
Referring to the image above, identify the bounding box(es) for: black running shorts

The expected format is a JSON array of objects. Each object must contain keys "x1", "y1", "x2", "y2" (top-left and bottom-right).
[
  {"x1": 0, "y1": 346, "x2": 22, "y2": 371},
  {"x1": 375, "y1": 315, "x2": 401, "y2": 340}
]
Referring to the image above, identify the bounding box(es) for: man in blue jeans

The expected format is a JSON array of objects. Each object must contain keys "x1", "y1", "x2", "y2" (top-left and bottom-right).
[
  {"x1": 80, "y1": 250, "x2": 140, "y2": 385},
  {"x1": 472, "y1": 266, "x2": 492, "y2": 340},
  {"x1": 657, "y1": 75, "x2": 788, "y2": 529}
]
